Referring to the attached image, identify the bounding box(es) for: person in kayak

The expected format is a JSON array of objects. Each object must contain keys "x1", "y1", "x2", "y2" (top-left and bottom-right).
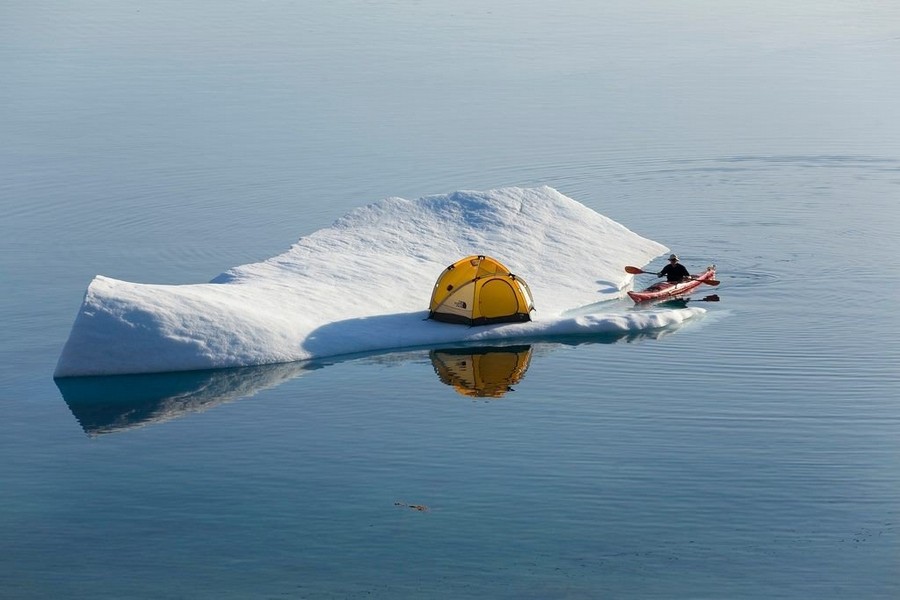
[{"x1": 657, "y1": 254, "x2": 691, "y2": 282}]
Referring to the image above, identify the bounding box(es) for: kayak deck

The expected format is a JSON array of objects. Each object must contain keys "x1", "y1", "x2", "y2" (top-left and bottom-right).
[{"x1": 627, "y1": 266, "x2": 716, "y2": 303}]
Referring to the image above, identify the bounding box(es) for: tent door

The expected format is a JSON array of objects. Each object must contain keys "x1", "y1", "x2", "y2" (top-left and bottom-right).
[{"x1": 478, "y1": 279, "x2": 519, "y2": 319}]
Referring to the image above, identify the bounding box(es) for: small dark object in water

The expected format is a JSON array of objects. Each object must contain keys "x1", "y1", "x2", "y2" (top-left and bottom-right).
[{"x1": 394, "y1": 501, "x2": 429, "y2": 512}]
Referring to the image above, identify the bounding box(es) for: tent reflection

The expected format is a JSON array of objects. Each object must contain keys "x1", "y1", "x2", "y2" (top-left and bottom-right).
[{"x1": 429, "y1": 345, "x2": 533, "y2": 399}]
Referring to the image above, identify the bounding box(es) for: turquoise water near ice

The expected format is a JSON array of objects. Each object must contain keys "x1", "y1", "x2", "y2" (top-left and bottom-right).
[{"x1": 3, "y1": 2, "x2": 900, "y2": 598}]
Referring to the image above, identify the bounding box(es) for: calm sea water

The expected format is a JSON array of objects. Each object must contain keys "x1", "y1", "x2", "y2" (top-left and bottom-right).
[{"x1": 2, "y1": 2, "x2": 899, "y2": 598}]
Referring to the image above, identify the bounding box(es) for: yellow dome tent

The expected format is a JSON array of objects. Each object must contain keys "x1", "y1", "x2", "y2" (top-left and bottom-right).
[
  {"x1": 430, "y1": 345, "x2": 533, "y2": 398},
  {"x1": 428, "y1": 255, "x2": 535, "y2": 325}
]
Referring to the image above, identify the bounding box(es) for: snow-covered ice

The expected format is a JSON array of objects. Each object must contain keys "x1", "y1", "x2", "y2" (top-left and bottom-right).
[{"x1": 55, "y1": 186, "x2": 704, "y2": 377}]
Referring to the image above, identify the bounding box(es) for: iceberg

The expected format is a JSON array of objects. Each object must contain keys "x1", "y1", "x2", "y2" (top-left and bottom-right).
[{"x1": 55, "y1": 186, "x2": 702, "y2": 377}]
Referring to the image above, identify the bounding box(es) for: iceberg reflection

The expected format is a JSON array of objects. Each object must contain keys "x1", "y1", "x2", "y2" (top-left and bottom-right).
[
  {"x1": 55, "y1": 361, "x2": 316, "y2": 436},
  {"x1": 56, "y1": 325, "x2": 682, "y2": 435}
]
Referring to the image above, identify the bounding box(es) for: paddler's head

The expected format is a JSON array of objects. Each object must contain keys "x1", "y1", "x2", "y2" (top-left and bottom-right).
[{"x1": 668, "y1": 254, "x2": 678, "y2": 263}]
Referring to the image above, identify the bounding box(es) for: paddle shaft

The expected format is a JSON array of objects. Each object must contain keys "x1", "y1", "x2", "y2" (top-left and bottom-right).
[
  {"x1": 660, "y1": 294, "x2": 720, "y2": 306},
  {"x1": 689, "y1": 294, "x2": 720, "y2": 302}
]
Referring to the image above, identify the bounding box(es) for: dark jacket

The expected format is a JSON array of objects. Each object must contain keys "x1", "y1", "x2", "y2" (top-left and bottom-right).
[{"x1": 659, "y1": 262, "x2": 690, "y2": 283}]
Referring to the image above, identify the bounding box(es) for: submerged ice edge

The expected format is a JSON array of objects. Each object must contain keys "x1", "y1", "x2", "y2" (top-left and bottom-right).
[
  {"x1": 303, "y1": 307, "x2": 706, "y2": 358},
  {"x1": 55, "y1": 186, "x2": 675, "y2": 377}
]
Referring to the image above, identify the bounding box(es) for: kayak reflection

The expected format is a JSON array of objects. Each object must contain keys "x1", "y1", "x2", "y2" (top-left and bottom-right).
[
  {"x1": 430, "y1": 345, "x2": 532, "y2": 399},
  {"x1": 629, "y1": 293, "x2": 721, "y2": 310}
]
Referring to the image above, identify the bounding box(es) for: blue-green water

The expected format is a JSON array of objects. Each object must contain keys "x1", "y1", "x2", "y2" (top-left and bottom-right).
[{"x1": 3, "y1": 2, "x2": 899, "y2": 598}]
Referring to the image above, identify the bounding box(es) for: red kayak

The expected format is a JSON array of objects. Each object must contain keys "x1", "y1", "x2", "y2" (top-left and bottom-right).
[{"x1": 627, "y1": 266, "x2": 717, "y2": 303}]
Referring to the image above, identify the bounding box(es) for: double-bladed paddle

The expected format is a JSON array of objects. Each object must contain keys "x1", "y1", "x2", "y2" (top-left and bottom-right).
[
  {"x1": 657, "y1": 294, "x2": 720, "y2": 307},
  {"x1": 624, "y1": 265, "x2": 720, "y2": 286}
]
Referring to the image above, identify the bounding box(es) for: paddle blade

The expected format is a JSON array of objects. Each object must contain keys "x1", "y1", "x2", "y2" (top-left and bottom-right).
[
  {"x1": 625, "y1": 266, "x2": 646, "y2": 275},
  {"x1": 700, "y1": 294, "x2": 720, "y2": 302}
]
